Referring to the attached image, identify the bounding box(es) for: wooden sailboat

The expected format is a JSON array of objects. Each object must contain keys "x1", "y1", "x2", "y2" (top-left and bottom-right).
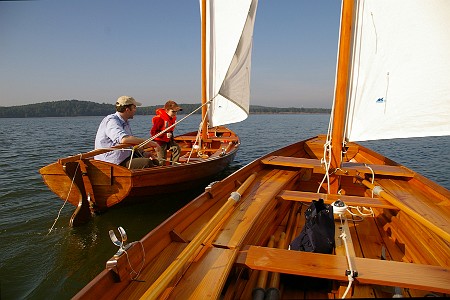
[
  {"x1": 74, "y1": 0, "x2": 450, "y2": 298},
  {"x1": 39, "y1": 0, "x2": 258, "y2": 227}
]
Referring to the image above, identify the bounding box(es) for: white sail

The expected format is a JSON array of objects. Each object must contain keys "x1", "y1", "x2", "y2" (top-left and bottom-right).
[
  {"x1": 202, "y1": 0, "x2": 258, "y2": 127},
  {"x1": 345, "y1": 0, "x2": 450, "y2": 141}
]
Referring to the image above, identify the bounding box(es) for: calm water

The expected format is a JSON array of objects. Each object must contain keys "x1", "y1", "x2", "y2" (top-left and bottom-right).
[{"x1": 0, "y1": 114, "x2": 449, "y2": 299}]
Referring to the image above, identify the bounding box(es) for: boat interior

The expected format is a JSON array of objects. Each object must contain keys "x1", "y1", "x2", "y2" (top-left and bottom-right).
[{"x1": 76, "y1": 135, "x2": 450, "y2": 299}]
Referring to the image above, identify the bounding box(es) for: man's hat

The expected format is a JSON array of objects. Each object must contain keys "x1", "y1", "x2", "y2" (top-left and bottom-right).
[{"x1": 116, "y1": 96, "x2": 142, "y2": 106}]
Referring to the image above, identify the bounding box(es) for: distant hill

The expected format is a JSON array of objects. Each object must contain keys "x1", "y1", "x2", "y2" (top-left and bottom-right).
[{"x1": 0, "y1": 100, "x2": 330, "y2": 118}]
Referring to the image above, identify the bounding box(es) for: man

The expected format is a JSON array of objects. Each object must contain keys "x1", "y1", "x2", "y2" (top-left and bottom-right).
[
  {"x1": 151, "y1": 100, "x2": 182, "y2": 165},
  {"x1": 95, "y1": 96, "x2": 160, "y2": 169}
]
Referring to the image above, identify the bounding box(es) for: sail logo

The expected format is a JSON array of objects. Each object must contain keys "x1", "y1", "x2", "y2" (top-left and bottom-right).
[{"x1": 376, "y1": 98, "x2": 385, "y2": 103}]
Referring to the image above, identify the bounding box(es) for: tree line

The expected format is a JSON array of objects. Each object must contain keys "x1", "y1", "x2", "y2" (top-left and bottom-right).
[{"x1": 0, "y1": 100, "x2": 330, "y2": 118}]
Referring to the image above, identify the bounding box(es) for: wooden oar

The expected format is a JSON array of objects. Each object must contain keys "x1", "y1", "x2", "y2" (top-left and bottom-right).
[
  {"x1": 357, "y1": 176, "x2": 450, "y2": 243},
  {"x1": 265, "y1": 232, "x2": 286, "y2": 300},
  {"x1": 252, "y1": 235, "x2": 275, "y2": 300},
  {"x1": 140, "y1": 173, "x2": 257, "y2": 300},
  {"x1": 58, "y1": 144, "x2": 134, "y2": 165}
]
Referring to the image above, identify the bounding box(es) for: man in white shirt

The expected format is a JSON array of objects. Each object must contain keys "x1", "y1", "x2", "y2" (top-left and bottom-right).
[{"x1": 94, "y1": 96, "x2": 160, "y2": 169}]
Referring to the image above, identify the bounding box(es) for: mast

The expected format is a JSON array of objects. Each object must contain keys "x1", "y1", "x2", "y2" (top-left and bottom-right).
[
  {"x1": 201, "y1": 0, "x2": 208, "y2": 141},
  {"x1": 330, "y1": 0, "x2": 354, "y2": 193}
]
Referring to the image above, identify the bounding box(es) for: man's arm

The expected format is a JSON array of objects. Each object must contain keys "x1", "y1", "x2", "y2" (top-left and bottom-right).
[{"x1": 121, "y1": 136, "x2": 161, "y2": 150}]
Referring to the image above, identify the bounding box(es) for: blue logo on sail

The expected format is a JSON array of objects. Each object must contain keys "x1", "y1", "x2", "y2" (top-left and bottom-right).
[{"x1": 376, "y1": 98, "x2": 385, "y2": 103}]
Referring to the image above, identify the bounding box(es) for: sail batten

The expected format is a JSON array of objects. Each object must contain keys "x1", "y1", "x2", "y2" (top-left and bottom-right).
[
  {"x1": 345, "y1": 0, "x2": 450, "y2": 141},
  {"x1": 202, "y1": 0, "x2": 258, "y2": 127}
]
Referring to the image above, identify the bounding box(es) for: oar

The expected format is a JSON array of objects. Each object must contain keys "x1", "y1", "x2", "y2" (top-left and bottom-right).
[
  {"x1": 265, "y1": 232, "x2": 286, "y2": 300},
  {"x1": 252, "y1": 235, "x2": 275, "y2": 300},
  {"x1": 58, "y1": 144, "x2": 134, "y2": 165},
  {"x1": 356, "y1": 176, "x2": 450, "y2": 243},
  {"x1": 139, "y1": 173, "x2": 257, "y2": 300}
]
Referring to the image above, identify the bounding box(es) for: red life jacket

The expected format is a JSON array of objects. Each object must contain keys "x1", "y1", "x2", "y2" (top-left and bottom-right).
[{"x1": 151, "y1": 108, "x2": 176, "y2": 143}]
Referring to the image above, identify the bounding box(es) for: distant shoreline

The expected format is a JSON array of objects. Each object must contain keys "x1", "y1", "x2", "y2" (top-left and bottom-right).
[{"x1": 0, "y1": 99, "x2": 331, "y2": 118}]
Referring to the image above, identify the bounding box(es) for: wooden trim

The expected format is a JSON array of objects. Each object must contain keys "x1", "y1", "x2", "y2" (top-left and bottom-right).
[
  {"x1": 237, "y1": 246, "x2": 450, "y2": 294},
  {"x1": 278, "y1": 190, "x2": 399, "y2": 210}
]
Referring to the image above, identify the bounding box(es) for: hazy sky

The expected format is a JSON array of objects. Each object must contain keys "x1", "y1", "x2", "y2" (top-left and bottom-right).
[{"x1": 0, "y1": 0, "x2": 341, "y2": 108}]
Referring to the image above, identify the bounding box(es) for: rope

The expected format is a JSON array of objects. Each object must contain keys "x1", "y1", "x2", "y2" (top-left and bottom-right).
[
  {"x1": 364, "y1": 163, "x2": 375, "y2": 197},
  {"x1": 186, "y1": 110, "x2": 209, "y2": 162},
  {"x1": 124, "y1": 241, "x2": 146, "y2": 281},
  {"x1": 339, "y1": 214, "x2": 356, "y2": 299},
  {"x1": 47, "y1": 154, "x2": 82, "y2": 234},
  {"x1": 318, "y1": 139, "x2": 332, "y2": 193}
]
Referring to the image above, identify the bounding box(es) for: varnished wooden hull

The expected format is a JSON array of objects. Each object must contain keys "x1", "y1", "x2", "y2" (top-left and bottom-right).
[
  {"x1": 39, "y1": 127, "x2": 239, "y2": 211},
  {"x1": 74, "y1": 135, "x2": 450, "y2": 299}
]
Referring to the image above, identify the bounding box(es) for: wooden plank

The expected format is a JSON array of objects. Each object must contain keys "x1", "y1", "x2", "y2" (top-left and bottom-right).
[
  {"x1": 278, "y1": 190, "x2": 399, "y2": 210},
  {"x1": 261, "y1": 156, "x2": 322, "y2": 169},
  {"x1": 213, "y1": 169, "x2": 299, "y2": 249},
  {"x1": 237, "y1": 246, "x2": 450, "y2": 294},
  {"x1": 342, "y1": 162, "x2": 414, "y2": 178},
  {"x1": 167, "y1": 247, "x2": 238, "y2": 300},
  {"x1": 261, "y1": 156, "x2": 414, "y2": 178}
]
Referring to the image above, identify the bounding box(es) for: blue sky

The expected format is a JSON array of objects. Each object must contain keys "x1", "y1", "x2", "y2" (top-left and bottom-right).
[{"x1": 0, "y1": 0, "x2": 341, "y2": 108}]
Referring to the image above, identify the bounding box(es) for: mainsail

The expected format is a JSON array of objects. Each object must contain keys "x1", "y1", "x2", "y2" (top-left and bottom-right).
[
  {"x1": 345, "y1": 0, "x2": 450, "y2": 141},
  {"x1": 201, "y1": 0, "x2": 258, "y2": 127}
]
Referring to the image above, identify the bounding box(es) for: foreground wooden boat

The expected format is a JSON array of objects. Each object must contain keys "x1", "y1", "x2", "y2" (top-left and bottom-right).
[
  {"x1": 75, "y1": 0, "x2": 450, "y2": 298},
  {"x1": 39, "y1": 0, "x2": 258, "y2": 226},
  {"x1": 74, "y1": 135, "x2": 450, "y2": 299}
]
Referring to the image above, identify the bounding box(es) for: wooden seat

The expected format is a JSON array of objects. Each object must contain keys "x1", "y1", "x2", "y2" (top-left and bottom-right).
[
  {"x1": 261, "y1": 156, "x2": 414, "y2": 178},
  {"x1": 278, "y1": 190, "x2": 399, "y2": 210},
  {"x1": 236, "y1": 246, "x2": 450, "y2": 294}
]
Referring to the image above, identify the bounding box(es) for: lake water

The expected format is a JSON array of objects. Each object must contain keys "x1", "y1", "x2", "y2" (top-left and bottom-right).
[{"x1": 0, "y1": 114, "x2": 449, "y2": 299}]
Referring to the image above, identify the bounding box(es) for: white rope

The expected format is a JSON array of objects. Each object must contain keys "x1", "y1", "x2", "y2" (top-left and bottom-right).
[
  {"x1": 339, "y1": 215, "x2": 356, "y2": 299},
  {"x1": 124, "y1": 241, "x2": 146, "y2": 281},
  {"x1": 186, "y1": 110, "x2": 209, "y2": 162},
  {"x1": 318, "y1": 139, "x2": 332, "y2": 193},
  {"x1": 364, "y1": 163, "x2": 376, "y2": 197},
  {"x1": 47, "y1": 154, "x2": 82, "y2": 234}
]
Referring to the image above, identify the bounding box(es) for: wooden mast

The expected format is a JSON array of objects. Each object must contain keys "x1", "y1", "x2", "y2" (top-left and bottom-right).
[
  {"x1": 329, "y1": 0, "x2": 354, "y2": 194},
  {"x1": 201, "y1": 0, "x2": 208, "y2": 141}
]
